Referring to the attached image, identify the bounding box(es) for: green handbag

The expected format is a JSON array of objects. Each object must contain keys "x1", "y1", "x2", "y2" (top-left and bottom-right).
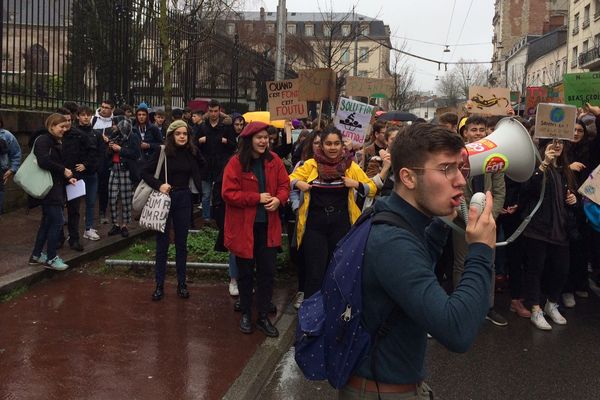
[{"x1": 14, "y1": 138, "x2": 53, "y2": 199}]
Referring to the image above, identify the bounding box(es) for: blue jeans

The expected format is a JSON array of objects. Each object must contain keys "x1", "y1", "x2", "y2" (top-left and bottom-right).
[
  {"x1": 229, "y1": 252, "x2": 238, "y2": 279},
  {"x1": 83, "y1": 173, "x2": 98, "y2": 230},
  {"x1": 201, "y1": 180, "x2": 213, "y2": 220},
  {"x1": 32, "y1": 204, "x2": 64, "y2": 260},
  {"x1": 155, "y1": 189, "x2": 191, "y2": 285}
]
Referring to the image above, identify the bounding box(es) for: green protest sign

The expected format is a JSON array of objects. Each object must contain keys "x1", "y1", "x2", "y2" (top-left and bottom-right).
[{"x1": 563, "y1": 72, "x2": 600, "y2": 107}]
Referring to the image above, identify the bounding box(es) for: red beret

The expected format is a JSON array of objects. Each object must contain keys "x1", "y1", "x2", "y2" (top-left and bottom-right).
[{"x1": 240, "y1": 121, "x2": 269, "y2": 137}]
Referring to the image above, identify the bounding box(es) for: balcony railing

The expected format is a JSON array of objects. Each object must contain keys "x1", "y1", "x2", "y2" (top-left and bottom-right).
[
  {"x1": 573, "y1": 25, "x2": 580, "y2": 35},
  {"x1": 579, "y1": 45, "x2": 600, "y2": 68},
  {"x1": 583, "y1": 18, "x2": 590, "y2": 28}
]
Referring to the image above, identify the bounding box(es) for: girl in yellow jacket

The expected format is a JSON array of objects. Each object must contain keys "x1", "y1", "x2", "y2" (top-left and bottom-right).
[{"x1": 289, "y1": 126, "x2": 376, "y2": 298}]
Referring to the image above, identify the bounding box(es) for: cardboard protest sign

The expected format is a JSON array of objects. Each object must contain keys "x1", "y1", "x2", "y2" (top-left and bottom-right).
[
  {"x1": 345, "y1": 77, "x2": 394, "y2": 98},
  {"x1": 467, "y1": 86, "x2": 511, "y2": 116},
  {"x1": 298, "y1": 68, "x2": 337, "y2": 101},
  {"x1": 525, "y1": 86, "x2": 563, "y2": 116},
  {"x1": 334, "y1": 97, "x2": 375, "y2": 145},
  {"x1": 266, "y1": 79, "x2": 307, "y2": 120},
  {"x1": 563, "y1": 72, "x2": 600, "y2": 107},
  {"x1": 578, "y1": 164, "x2": 600, "y2": 205},
  {"x1": 534, "y1": 103, "x2": 576, "y2": 140}
]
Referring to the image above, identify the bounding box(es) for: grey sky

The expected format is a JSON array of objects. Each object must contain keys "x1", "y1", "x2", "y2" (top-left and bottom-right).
[{"x1": 245, "y1": 0, "x2": 494, "y2": 93}]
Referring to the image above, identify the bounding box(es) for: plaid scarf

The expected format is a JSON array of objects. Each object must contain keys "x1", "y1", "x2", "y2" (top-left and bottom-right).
[{"x1": 313, "y1": 148, "x2": 353, "y2": 181}]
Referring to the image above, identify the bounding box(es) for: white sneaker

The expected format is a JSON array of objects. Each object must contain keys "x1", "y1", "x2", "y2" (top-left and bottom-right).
[
  {"x1": 228, "y1": 280, "x2": 239, "y2": 297},
  {"x1": 575, "y1": 290, "x2": 589, "y2": 298},
  {"x1": 531, "y1": 309, "x2": 552, "y2": 330},
  {"x1": 293, "y1": 292, "x2": 304, "y2": 310},
  {"x1": 83, "y1": 229, "x2": 100, "y2": 241},
  {"x1": 544, "y1": 301, "x2": 567, "y2": 325},
  {"x1": 562, "y1": 293, "x2": 576, "y2": 308}
]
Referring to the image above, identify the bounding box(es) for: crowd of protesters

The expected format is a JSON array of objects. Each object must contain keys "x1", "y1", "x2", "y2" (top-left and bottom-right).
[{"x1": 2, "y1": 96, "x2": 600, "y2": 337}]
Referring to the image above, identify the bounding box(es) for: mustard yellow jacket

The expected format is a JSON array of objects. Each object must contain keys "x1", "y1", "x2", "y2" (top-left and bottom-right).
[{"x1": 289, "y1": 159, "x2": 377, "y2": 248}]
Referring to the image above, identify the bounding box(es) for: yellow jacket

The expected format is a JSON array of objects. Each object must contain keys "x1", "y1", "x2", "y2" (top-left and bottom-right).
[{"x1": 289, "y1": 159, "x2": 377, "y2": 248}]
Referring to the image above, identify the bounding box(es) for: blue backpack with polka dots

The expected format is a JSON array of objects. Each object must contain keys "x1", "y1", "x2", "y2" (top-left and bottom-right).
[{"x1": 294, "y1": 208, "x2": 414, "y2": 389}]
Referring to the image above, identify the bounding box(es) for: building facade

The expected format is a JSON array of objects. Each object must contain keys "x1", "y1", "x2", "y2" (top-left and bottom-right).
[
  {"x1": 491, "y1": 0, "x2": 568, "y2": 85},
  {"x1": 568, "y1": 0, "x2": 600, "y2": 72}
]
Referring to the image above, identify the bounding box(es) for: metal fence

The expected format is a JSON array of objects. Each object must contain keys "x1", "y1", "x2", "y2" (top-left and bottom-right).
[{"x1": 0, "y1": 0, "x2": 293, "y2": 112}]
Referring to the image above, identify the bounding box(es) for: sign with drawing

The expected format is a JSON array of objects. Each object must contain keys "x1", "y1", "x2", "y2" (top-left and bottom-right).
[
  {"x1": 467, "y1": 86, "x2": 511, "y2": 116},
  {"x1": 534, "y1": 103, "x2": 577, "y2": 140},
  {"x1": 334, "y1": 97, "x2": 375, "y2": 145}
]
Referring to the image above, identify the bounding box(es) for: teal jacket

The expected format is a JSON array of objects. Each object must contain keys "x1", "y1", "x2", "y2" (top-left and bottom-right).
[{"x1": 355, "y1": 192, "x2": 494, "y2": 384}]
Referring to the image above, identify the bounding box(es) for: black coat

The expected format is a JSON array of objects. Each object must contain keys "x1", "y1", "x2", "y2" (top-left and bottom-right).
[
  {"x1": 62, "y1": 128, "x2": 90, "y2": 179},
  {"x1": 75, "y1": 124, "x2": 105, "y2": 175},
  {"x1": 108, "y1": 130, "x2": 142, "y2": 183},
  {"x1": 133, "y1": 123, "x2": 163, "y2": 161},
  {"x1": 31, "y1": 133, "x2": 68, "y2": 206},
  {"x1": 140, "y1": 146, "x2": 205, "y2": 192},
  {"x1": 195, "y1": 118, "x2": 236, "y2": 181}
]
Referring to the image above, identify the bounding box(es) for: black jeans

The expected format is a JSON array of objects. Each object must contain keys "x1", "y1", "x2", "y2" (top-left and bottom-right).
[
  {"x1": 66, "y1": 196, "x2": 81, "y2": 243},
  {"x1": 565, "y1": 231, "x2": 590, "y2": 293},
  {"x1": 523, "y1": 236, "x2": 569, "y2": 308},
  {"x1": 236, "y1": 223, "x2": 276, "y2": 316},
  {"x1": 302, "y1": 208, "x2": 351, "y2": 298},
  {"x1": 501, "y1": 213, "x2": 527, "y2": 299},
  {"x1": 155, "y1": 189, "x2": 191, "y2": 285}
]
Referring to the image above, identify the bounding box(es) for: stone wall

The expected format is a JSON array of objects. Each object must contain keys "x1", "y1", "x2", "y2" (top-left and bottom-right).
[{"x1": 2, "y1": 109, "x2": 52, "y2": 212}]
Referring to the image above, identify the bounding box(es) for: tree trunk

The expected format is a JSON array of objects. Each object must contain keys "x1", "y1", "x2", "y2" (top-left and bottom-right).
[{"x1": 159, "y1": 0, "x2": 172, "y2": 113}]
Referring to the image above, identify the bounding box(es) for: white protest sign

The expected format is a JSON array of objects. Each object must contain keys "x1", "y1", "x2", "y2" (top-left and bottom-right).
[
  {"x1": 266, "y1": 79, "x2": 307, "y2": 120},
  {"x1": 334, "y1": 97, "x2": 375, "y2": 145},
  {"x1": 579, "y1": 164, "x2": 600, "y2": 205},
  {"x1": 534, "y1": 103, "x2": 577, "y2": 140}
]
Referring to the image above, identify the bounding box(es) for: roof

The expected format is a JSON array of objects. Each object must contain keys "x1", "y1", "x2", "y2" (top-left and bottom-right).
[{"x1": 241, "y1": 11, "x2": 377, "y2": 23}]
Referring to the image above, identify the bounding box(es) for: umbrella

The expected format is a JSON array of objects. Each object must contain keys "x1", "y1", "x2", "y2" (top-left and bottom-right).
[
  {"x1": 377, "y1": 111, "x2": 418, "y2": 122},
  {"x1": 242, "y1": 111, "x2": 286, "y2": 128}
]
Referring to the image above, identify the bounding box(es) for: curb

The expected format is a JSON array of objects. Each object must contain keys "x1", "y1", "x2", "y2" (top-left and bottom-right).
[
  {"x1": 222, "y1": 304, "x2": 297, "y2": 400},
  {"x1": 0, "y1": 228, "x2": 153, "y2": 297}
]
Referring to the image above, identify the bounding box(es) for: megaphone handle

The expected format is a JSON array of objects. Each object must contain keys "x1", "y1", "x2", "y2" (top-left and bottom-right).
[{"x1": 442, "y1": 174, "x2": 547, "y2": 247}]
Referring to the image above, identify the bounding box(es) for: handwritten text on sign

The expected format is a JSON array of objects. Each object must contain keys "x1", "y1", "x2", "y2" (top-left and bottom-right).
[
  {"x1": 334, "y1": 97, "x2": 375, "y2": 145},
  {"x1": 266, "y1": 79, "x2": 307, "y2": 120},
  {"x1": 534, "y1": 103, "x2": 576, "y2": 140}
]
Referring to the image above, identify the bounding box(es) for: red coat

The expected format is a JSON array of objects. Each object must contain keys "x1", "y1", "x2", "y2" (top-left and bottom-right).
[{"x1": 222, "y1": 152, "x2": 290, "y2": 259}]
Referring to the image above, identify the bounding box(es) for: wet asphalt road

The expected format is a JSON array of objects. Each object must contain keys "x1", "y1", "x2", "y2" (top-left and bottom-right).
[
  {"x1": 0, "y1": 272, "x2": 294, "y2": 400},
  {"x1": 259, "y1": 288, "x2": 600, "y2": 400}
]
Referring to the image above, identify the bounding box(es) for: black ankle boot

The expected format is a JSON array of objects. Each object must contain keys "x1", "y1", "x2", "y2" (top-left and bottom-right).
[
  {"x1": 177, "y1": 283, "x2": 189, "y2": 299},
  {"x1": 152, "y1": 284, "x2": 164, "y2": 301},
  {"x1": 240, "y1": 312, "x2": 253, "y2": 334},
  {"x1": 256, "y1": 314, "x2": 279, "y2": 337}
]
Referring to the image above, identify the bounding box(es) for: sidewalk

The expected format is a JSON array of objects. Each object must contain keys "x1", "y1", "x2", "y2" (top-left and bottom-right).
[
  {"x1": 0, "y1": 206, "x2": 149, "y2": 296},
  {"x1": 0, "y1": 206, "x2": 298, "y2": 399}
]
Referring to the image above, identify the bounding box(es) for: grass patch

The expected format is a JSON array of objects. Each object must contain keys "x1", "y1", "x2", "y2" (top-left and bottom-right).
[{"x1": 0, "y1": 285, "x2": 28, "y2": 303}]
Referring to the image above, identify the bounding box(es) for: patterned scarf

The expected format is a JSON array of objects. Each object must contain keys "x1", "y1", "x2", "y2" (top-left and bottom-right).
[{"x1": 313, "y1": 147, "x2": 353, "y2": 181}]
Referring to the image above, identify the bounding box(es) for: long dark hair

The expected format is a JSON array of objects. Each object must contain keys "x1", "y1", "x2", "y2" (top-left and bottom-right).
[
  {"x1": 538, "y1": 139, "x2": 577, "y2": 191},
  {"x1": 238, "y1": 134, "x2": 273, "y2": 172},
  {"x1": 164, "y1": 126, "x2": 197, "y2": 157},
  {"x1": 301, "y1": 130, "x2": 320, "y2": 161}
]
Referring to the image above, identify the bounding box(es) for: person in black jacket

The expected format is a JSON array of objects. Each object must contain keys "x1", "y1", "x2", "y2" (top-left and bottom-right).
[
  {"x1": 75, "y1": 106, "x2": 105, "y2": 241},
  {"x1": 195, "y1": 100, "x2": 236, "y2": 222},
  {"x1": 133, "y1": 105, "x2": 163, "y2": 164},
  {"x1": 106, "y1": 118, "x2": 141, "y2": 238},
  {"x1": 141, "y1": 120, "x2": 206, "y2": 301},
  {"x1": 58, "y1": 107, "x2": 87, "y2": 251},
  {"x1": 29, "y1": 114, "x2": 77, "y2": 271}
]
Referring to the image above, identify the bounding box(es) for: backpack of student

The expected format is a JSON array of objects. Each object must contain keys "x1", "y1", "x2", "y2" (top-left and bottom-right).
[{"x1": 294, "y1": 207, "x2": 416, "y2": 389}]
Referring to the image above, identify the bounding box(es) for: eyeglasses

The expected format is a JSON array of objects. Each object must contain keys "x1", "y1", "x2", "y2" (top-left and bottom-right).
[{"x1": 408, "y1": 163, "x2": 470, "y2": 180}]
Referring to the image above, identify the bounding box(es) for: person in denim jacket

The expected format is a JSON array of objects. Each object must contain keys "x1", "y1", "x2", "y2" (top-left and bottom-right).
[{"x1": 0, "y1": 115, "x2": 22, "y2": 214}]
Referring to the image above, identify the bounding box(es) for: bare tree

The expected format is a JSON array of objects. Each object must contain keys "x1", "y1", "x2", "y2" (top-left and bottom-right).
[
  {"x1": 436, "y1": 60, "x2": 489, "y2": 106},
  {"x1": 388, "y1": 41, "x2": 417, "y2": 111}
]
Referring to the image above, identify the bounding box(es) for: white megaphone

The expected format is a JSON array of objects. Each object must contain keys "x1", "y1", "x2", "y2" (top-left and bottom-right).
[{"x1": 465, "y1": 117, "x2": 536, "y2": 183}]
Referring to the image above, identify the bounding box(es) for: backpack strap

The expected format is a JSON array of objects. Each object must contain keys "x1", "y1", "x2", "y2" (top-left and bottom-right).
[{"x1": 368, "y1": 209, "x2": 421, "y2": 399}]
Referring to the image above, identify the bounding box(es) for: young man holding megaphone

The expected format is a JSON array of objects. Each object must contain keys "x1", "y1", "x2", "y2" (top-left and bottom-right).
[{"x1": 453, "y1": 115, "x2": 508, "y2": 326}]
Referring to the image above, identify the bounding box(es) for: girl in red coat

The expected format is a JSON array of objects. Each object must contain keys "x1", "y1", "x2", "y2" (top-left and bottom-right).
[{"x1": 222, "y1": 121, "x2": 290, "y2": 337}]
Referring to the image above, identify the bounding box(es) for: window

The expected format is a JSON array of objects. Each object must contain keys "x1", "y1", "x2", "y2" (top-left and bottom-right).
[
  {"x1": 584, "y1": 39, "x2": 590, "y2": 52},
  {"x1": 556, "y1": 61, "x2": 561, "y2": 81},
  {"x1": 359, "y1": 47, "x2": 369, "y2": 63},
  {"x1": 266, "y1": 23, "x2": 275, "y2": 34},
  {"x1": 287, "y1": 23, "x2": 296, "y2": 35},
  {"x1": 596, "y1": 0, "x2": 600, "y2": 19},
  {"x1": 361, "y1": 24, "x2": 369, "y2": 36},
  {"x1": 342, "y1": 24, "x2": 351, "y2": 37},
  {"x1": 584, "y1": 5, "x2": 591, "y2": 27},
  {"x1": 226, "y1": 23, "x2": 235, "y2": 35},
  {"x1": 595, "y1": 33, "x2": 600, "y2": 46},
  {"x1": 573, "y1": 13, "x2": 580, "y2": 34},
  {"x1": 323, "y1": 24, "x2": 331, "y2": 37},
  {"x1": 357, "y1": 70, "x2": 368, "y2": 77},
  {"x1": 341, "y1": 48, "x2": 350, "y2": 63},
  {"x1": 572, "y1": 46, "x2": 579, "y2": 67},
  {"x1": 563, "y1": 59, "x2": 568, "y2": 75},
  {"x1": 245, "y1": 23, "x2": 253, "y2": 33},
  {"x1": 305, "y1": 24, "x2": 314, "y2": 36}
]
